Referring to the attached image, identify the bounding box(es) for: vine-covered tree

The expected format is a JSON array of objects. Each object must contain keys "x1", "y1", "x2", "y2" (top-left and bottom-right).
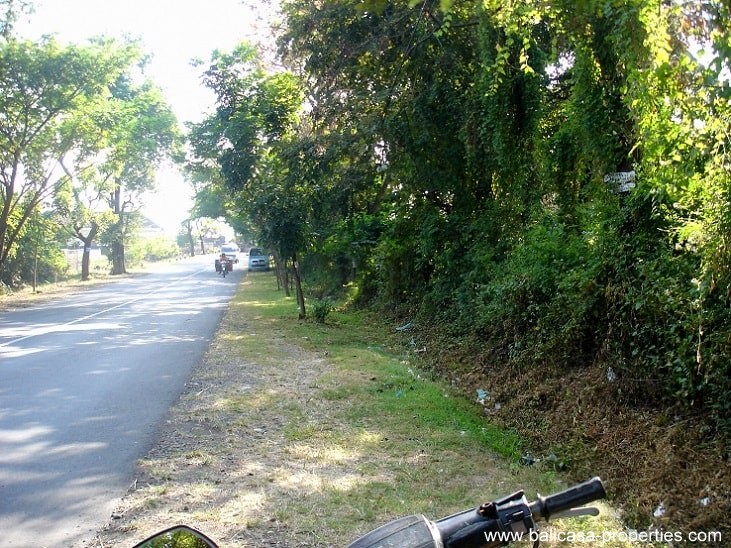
[{"x1": 273, "y1": 0, "x2": 731, "y2": 470}]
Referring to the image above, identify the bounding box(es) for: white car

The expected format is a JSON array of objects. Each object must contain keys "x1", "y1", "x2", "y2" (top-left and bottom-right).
[{"x1": 220, "y1": 244, "x2": 239, "y2": 264}]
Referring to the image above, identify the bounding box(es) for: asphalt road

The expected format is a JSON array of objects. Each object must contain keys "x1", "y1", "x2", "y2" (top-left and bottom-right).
[{"x1": 0, "y1": 255, "x2": 242, "y2": 547}]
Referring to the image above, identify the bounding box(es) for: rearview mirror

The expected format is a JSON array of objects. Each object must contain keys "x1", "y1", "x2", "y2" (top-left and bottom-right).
[{"x1": 132, "y1": 525, "x2": 218, "y2": 548}]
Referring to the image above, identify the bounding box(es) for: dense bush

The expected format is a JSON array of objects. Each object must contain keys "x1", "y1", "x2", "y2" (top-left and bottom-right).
[
  {"x1": 469, "y1": 217, "x2": 603, "y2": 369},
  {"x1": 205, "y1": 0, "x2": 731, "y2": 434}
]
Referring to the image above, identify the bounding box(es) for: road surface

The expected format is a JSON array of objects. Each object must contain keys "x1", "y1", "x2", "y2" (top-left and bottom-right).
[{"x1": 0, "y1": 255, "x2": 241, "y2": 546}]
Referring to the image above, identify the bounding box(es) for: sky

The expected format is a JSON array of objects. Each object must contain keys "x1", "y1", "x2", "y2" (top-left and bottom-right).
[{"x1": 15, "y1": 0, "x2": 280, "y2": 234}]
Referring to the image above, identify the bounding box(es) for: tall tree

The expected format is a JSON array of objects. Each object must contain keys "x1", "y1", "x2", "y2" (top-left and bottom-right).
[
  {"x1": 0, "y1": 37, "x2": 137, "y2": 282},
  {"x1": 54, "y1": 145, "x2": 118, "y2": 281},
  {"x1": 188, "y1": 43, "x2": 306, "y2": 312},
  {"x1": 278, "y1": 0, "x2": 481, "y2": 300},
  {"x1": 100, "y1": 75, "x2": 178, "y2": 275}
]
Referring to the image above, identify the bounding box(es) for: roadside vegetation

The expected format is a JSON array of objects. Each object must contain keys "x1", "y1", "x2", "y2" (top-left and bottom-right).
[
  {"x1": 182, "y1": 1, "x2": 730, "y2": 539},
  {"x1": 97, "y1": 273, "x2": 637, "y2": 547},
  {"x1": 0, "y1": 3, "x2": 182, "y2": 290},
  {"x1": 4, "y1": 0, "x2": 730, "y2": 541}
]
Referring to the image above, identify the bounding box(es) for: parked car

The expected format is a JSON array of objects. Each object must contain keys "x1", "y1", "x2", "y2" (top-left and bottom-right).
[{"x1": 248, "y1": 247, "x2": 269, "y2": 271}]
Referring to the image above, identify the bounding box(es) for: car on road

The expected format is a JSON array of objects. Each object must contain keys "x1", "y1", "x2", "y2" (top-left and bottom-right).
[
  {"x1": 248, "y1": 247, "x2": 270, "y2": 271},
  {"x1": 220, "y1": 244, "x2": 240, "y2": 264}
]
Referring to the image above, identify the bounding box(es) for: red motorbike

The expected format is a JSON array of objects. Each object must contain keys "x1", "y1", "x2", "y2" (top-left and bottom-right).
[{"x1": 214, "y1": 257, "x2": 232, "y2": 277}]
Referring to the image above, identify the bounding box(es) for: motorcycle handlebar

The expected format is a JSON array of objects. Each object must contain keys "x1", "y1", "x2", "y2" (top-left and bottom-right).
[
  {"x1": 135, "y1": 479, "x2": 609, "y2": 548},
  {"x1": 529, "y1": 476, "x2": 606, "y2": 521},
  {"x1": 423, "y1": 477, "x2": 607, "y2": 548}
]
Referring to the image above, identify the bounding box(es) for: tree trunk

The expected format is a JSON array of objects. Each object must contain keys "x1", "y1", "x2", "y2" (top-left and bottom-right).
[
  {"x1": 32, "y1": 242, "x2": 38, "y2": 293},
  {"x1": 79, "y1": 222, "x2": 99, "y2": 281},
  {"x1": 292, "y1": 253, "x2": 305, "y2": 319},
  {"x1": 81, "y1": 246, "x2": 91, "y2": 280},
  {"x1": 110, "y1": 187, "x2": 126, "y2": 275},
  {"x1": 273, "y1": 250, "x2": 288, "y2": 294},
  {"x1": 283, "y1": 258, "x2": 291, "y2": 297},
  {"x1": 111, "y1": 239, "x2": 126, "y2": 275},
  {"x1": 186, "y1": 223, "x2": 195, "y2": 256},
  {"x1": 273, "y1": 251, "x2": 281, "y2": 290},
  {"x1": 284, "y1": 261, "x2": 291, "y2": 296}
]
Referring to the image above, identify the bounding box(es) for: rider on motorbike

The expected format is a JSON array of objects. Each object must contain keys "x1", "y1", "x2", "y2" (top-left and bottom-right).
[{"x1": 215, "y1": 252, "x2": 228, "y2": 274}]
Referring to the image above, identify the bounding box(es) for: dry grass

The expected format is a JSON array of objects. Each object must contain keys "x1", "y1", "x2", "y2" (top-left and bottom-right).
[{"x1": 85, "y1": 274, "x2": 638, "y2": 547}]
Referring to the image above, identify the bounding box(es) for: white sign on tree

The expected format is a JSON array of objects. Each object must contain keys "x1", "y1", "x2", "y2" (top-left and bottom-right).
[{"x1": 604, "y1": 171, "x2": 636, "y2": 193}]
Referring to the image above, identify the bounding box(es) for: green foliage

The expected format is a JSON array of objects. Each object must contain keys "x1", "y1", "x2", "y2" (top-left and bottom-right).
[
  {"x1": 0, "y1": 36, "x2": 137, "y2": 277},
  {"x1": 0, "y1": 207, "x2": 68, "y2": 287},
  {"x1": 102, "y1": 73, "x2": 179, "y2": 275},
  {"x1": 130, "y1": 236, "x2": 179, "y2": 263},
  {"x1": 188, "y1": 43, "x2": 306, "y2": 256},
  {"x1": 464, "y1": 215, "x2": 602, "y2": 369},
  {"x1": 369, "y1": 206, "x2": 437, "y2": 310},
  {"x1": 202, "y1": 0, "x2": 731, "y2": 434},
  {"x1": 0, "y1": 31, "x2": 177, "y2": 282},
  {"x1": 596, "y1": 185, "x2": 731, "y2": 432},
  {"x1": 311, "y1": 298, "x2": 334, "y2": 324},
  {"x1": 7, "y1": 228, "x2": 69, "y2": 287}
]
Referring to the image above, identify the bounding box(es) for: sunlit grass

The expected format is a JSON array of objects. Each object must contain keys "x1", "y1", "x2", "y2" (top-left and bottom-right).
[
  {"x1": 223, "y1": 273, "x2": 641, "y2": 546},
  {"x1": 107, "y1": 272, "x2": 639, "y2": 548},
  {"x1": 182, "y1": 450, "x2": 213, "y2": 466}
]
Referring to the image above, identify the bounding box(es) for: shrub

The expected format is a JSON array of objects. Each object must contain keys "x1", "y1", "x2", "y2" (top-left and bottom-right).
[
  {"x1": 311, "y1": 298, "x2": 334, "y2": 324},
  {"x1": 464, "y1": 216, "x2": 602, "y2": 369}
]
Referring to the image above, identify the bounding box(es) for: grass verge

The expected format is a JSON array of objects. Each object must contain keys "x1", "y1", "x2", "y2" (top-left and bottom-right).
[{"x1": 94, "y1": 272, "x2": 642, "y2": 547}]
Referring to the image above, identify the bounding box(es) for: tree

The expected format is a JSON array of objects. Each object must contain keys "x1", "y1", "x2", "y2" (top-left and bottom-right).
[
  {"x1": 273, "y1": 0, "x2": 731, "y2": 433},
  {"x1": 99, "y1": 74, "x2": 179, "y2": 275},
  {"x1": 188, "y1": 43, "x2": 307, "y2": 313},
  {"x1": 53, "y1": 166, "x2": 114, "y2": 281},
  {"x1": 185, "y1": 116, "x2": 237, "y2": 228},
  {"x1": 277, "y1": 0, "x2": 482, "y2": 303},
  {"x1": 0, "y1": 37, "x2": 139, "y2": 284},
  {"x1": 52, "y1": 67, "x2": 129, "y2": 281}
]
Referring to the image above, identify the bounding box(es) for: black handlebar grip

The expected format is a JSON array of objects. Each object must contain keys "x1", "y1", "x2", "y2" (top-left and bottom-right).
[{"x1": 532, "y1": 477, "x2": 606, "y2": 520}]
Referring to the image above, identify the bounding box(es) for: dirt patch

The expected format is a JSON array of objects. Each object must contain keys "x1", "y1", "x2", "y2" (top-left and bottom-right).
[
  {"x1": 85, "y1": 310, "x2": 336, "y2": 546},
  {"x1": 446, "y1": 361, "x2": 731, "y2": 544}
]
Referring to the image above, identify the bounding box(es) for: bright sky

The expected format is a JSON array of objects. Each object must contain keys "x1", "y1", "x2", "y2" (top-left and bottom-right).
[{"x1": 16, "y1": 0, "x2": 279, "y2": 234}]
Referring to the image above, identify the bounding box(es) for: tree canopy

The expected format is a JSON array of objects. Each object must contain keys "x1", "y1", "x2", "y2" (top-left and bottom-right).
[
  {"x1": 192, "y1": 1, "x2": 730, "y2": 439},
  {"x1": 0, "y1": 36, "x2": 138, "y2": 278},
  {"x1": 0, "y1": 11, "x2": 178, "y2": 284}
]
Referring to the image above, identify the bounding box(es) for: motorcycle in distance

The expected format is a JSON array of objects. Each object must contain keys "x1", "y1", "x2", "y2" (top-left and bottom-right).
[
  {"x1": 132, "y1": 476, "x2": 607, "y2": 547},
  {"x1": 214, "y1": 255, "x2": 232, "y2": 278}
]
